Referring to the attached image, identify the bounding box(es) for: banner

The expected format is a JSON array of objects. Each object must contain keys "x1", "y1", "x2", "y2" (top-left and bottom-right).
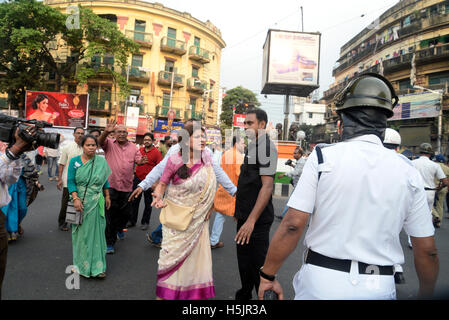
[
  {"x1": 116, "y1": 115, "x2": 154, "y2": 135},
  {"x1": 25, "y1": 91, "x2": 89, "y2": 128},
  {"x1": 389, "y1": 92, "x2": 442, "y2": 121},
  {"x1": 154, "y1": 119, "x2": 184, "y2": 132},
  {"x1": 234, "y1": 114, "x2": 246, "y2": 128},
  {"x1": 206, "y1": 128, "x2": 221, "y2": 144},
  {"x1": 126, "y1": 106, "x2": 140, "y2": 128}
]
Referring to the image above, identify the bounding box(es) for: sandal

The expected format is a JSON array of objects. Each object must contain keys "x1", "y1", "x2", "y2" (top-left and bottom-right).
[{"x1": 96, "y1": 272, "x2": 106, "y2": 279}]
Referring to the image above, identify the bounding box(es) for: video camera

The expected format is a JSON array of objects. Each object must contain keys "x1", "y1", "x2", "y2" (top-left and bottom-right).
[
  {"x1": 285, "y1": 159, "x2": 293, "y2": 166},
  {"x1": 0, "y1": 113, "x2": 60, "y2": 149}
]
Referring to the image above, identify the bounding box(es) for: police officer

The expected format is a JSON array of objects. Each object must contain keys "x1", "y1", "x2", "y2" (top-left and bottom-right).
[
  {"x1": 258, "y1": 73, "x2": 439, "y2": 300},
  {"x1": 412, "y1": 143, "x2": 449, "y2": 212},
  {"x1": 432, "y1": 155, "x2": 449, "y2": 228}
]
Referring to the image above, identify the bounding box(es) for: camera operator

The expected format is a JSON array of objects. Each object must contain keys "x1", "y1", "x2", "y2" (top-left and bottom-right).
[{"x1": 0, "y1": 126, "x2": 37, "y2": 299}]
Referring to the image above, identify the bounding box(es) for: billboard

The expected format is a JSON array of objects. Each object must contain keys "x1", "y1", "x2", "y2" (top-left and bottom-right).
[
  {"x1": 234, "y1": 114, "x2": 246, "y2": 128},
  {"x1": 153, "y1": 119, "x2": 184, "y2": 132},
  {"x1": 205, "y1": 128, "x2": 221, "y2": 145},
  {"x1": 25, "y1": 91, "x2": 89, "y2": 128},
  {"x1": 262, "y1": 30, "x2": 321, "y2": 96},
  {"x1": 389, "y1": 92, "x2": 442, "y2": 121}
]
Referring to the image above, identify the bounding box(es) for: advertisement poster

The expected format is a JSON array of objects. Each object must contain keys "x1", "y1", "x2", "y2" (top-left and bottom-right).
[
  {"x1": 234, "y1": 114, "x2": 246, "y2": 128},
  {"x1": 389, "y1": 92, "x2": 442, "y2": 121},
  {"x1": 125, "y1": 106, "x2": 140, "y2": 128},
  {"x1": 25, "y1": 91, "x2": 89, "y2": 128},
  {"x1": 205, "y1": 128, "x2": 221, "y2": 145},
  {"x1": 154, "y1": 119, "x2": 184, "y2": 132},
  {"x1": 267, "y1": 31, "x2": 320, "y2": 86},
  {"x1": 116, "y1": 115, "x2": 154, "y2": 135}
]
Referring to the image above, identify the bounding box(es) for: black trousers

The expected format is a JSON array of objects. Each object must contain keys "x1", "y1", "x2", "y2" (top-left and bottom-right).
[
  {"x1": 105, "y1": 188, "x2": 131, "y2": 246},
  {"x1": 129, "y1": 176, "x2": 153, "y2": 226},
  {"x1": 0, "y1": 213, "x2": 8, "y2": 300},
  {"x1": 235, "y1": 220, "x2": 271, "y2": 300},
  {"x1": 58, "y1": 187, "x2": 70, "y2": 227}
]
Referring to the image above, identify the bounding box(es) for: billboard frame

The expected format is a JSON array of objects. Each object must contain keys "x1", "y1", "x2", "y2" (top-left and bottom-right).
[{"x1": 261, "y1": 29, "x2": 321, "y2": 97}]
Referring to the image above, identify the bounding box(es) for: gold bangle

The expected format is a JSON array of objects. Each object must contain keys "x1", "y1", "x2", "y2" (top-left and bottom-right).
[{"x1": 73, "y1": 197, "x2": 80, "y2": 201}]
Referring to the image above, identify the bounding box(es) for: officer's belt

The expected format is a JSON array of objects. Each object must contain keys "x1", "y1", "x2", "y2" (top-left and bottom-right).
[{"x1": 305, "y1": 249, "x2": 394, "y2": 276}]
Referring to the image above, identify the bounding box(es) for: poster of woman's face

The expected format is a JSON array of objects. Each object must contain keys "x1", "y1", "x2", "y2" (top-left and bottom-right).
[{"x1": 25, "y1": 91, "x2": 89, "y2": 129}]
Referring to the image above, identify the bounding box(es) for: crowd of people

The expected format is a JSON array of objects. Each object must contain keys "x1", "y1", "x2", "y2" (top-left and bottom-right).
[{"x1": 0, "y1": 74, "x2": 448, "y2": 300}]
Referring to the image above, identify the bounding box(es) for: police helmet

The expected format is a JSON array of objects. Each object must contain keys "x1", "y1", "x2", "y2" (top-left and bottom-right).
[
  {"x1": 419, "y1": 143, "x2": 433, "y2": 154},
  {"x1": 383, "y1": 128, "x2": 401, "y2": 148},
  {"x1": 334, "y1": 73, "x2": 399, "y2": 118}
]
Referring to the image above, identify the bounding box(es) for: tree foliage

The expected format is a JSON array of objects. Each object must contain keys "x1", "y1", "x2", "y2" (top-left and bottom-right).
[
  {"x1": 219, "y1": 86, "x2": 261, "y2": 127},
  {"x1": 0, "y1": 0, "x2": 139, "y2": 115}
]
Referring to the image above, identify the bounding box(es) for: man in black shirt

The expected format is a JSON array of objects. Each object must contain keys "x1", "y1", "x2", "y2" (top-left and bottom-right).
[{"x1": 234, "y1": 108, "x2": 278, "y2": 300}]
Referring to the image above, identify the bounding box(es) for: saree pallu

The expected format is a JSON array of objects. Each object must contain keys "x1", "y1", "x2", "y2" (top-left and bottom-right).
[
  {"x1": 1, "y1": 177, "x2": 27, "y2": 233},
  {"x1": 72, "y1": 156, "x2": 111, "y2": 277},
  {"x1": 156, "y1": 164, "x2": 217, "y2": 300}
]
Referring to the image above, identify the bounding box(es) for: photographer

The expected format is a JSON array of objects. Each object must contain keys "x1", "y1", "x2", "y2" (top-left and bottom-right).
[{"x1": 0, "y1": 126, "x2": 37, "y2": 299}]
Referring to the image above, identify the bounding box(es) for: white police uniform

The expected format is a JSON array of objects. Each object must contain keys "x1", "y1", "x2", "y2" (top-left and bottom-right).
[
  {"x1": 287, "y1": 134, "x2": 434, "y2": 300},
  {"x1": 412, "y1": 156, "x2": 446, "y2": 210}
]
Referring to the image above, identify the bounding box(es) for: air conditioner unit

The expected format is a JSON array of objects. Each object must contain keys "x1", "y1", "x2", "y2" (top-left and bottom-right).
[
  {"x1": 129, "y1": 96, "x2": 137, "y2": 103},
  {"x1": 186, "y1": 104, "x2": 192, "y2": 110}
]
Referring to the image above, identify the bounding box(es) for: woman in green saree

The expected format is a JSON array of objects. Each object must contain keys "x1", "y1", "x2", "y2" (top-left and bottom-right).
[{"x1": 67, "y1": 134, "x2": 111, "y2": 278}]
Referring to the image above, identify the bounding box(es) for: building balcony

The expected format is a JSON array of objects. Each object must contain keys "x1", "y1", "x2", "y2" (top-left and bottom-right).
[
  {"x1": 76, "y1": 62, "x2": 115, "y2": 79},
  {"x1": 191, "y1": 111, "x2": 203, "y2": 120},
  {"x1": 416, "y1": 43, "x2": 449, "y2": 65},
  {"x1": 125, "y1": 30, "x2": 153, "y2": 49},
  {"x1": 157, "y1": 71, "x2": 184, "y2": 88},
  {"x1": 188, "y1": 46, "x2": 211, "y2": 64},
  {"x1": 160, "y1": 37, "x2": 186, "y2": 56},
  {"x1": 155, "y1": 106, "x2": 182, "y2": 119},
  {"x1": 187, "y1": 78, "x2": 207, "y2": 94},
  {"x1": 121, "y1": 66, "x2": 150, "y2": 83},
  {"x1": 383, "y1": 53, "x2": 412, "y2": 73}
]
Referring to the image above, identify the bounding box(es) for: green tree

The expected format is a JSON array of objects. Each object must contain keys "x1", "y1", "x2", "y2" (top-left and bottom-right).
[
  {"x1": 0, "y1": 0, "x2": 139, "y2": 116},
  {"x1": 219, "y1": 86, "x2": 261, "y2": 127}
]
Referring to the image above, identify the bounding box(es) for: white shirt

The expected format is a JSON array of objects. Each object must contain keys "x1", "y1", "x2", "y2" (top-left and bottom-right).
[
  {"x1": 0, "y1": 153, "x2": 23, "y2": 207},
  {"x1": 138, "y1": 143, "x2": 237, "y2": 195},
  {"x1": 412, "y1": 156, "x2": 446, "y2": 189},
  {"x1": 58, "y1": 141, "x2": 83, "y2": 188},
  {"x1": 287, "y1": 135, "x2": 434, "y2": 266}
]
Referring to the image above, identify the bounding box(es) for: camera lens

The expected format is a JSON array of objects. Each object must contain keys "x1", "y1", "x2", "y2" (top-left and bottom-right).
[{"x1": 36, "y1": 130, "x2": 60, "y2": 149}]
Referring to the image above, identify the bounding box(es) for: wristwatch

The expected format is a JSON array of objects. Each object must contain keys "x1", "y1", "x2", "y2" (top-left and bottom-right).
[{"x1": 259, "y1": 266, "x2": 276, "y2": 281}]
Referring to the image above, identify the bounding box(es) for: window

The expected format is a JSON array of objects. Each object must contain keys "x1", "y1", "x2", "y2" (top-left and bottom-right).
[
  {"x1": 190, "y1": 97, "x2": 197, "y2": 112},
  {"x1": 308, "y1": 113, "x2": 313, "y2": 119},
  {"x1": 167, "y1": 27, "x2": 177, "y2": 47},
  {"x1": 192, "y1": 66, "x2": 199, "y2": 78},
  {"x1": 88, "y1": 85, "x2": 111, "y2": 110},
  {"x1": 194, "y1": 37, "x2": 201, "y2": 54},
  {"x1": 428, "y1": 71, "x2": 449, "y2": 86},
  {"x1": 162, "y1": 93, "x2": 171, "y2": 107},
  {"x1": 134, "y1": 20, "x2": 146, "y2": 41},
  {"x1": 399, "y1": 78, "x2": 412, "y2": 90},
  {"x1": 165, "y1": 60, "x2": 175, "y2": 72},
  {"x1": 208, "y1": 101, "x2": 213, "y2": 110},
  {"x1": 132, "y1": 54, "x2": 143, "y2": 67}
]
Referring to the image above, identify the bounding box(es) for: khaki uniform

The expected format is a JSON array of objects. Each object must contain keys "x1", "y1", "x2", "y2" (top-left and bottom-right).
[{"x1": 432, "y1": 163, "x2": 449, "y2": 226}]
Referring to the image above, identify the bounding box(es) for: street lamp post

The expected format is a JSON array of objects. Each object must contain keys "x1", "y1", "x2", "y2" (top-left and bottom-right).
[{"x1": 414, "y1": 85, "x2": 444, "y2": 154}]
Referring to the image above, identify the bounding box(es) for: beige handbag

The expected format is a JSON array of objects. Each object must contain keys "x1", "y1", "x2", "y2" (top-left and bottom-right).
[{"x1": 160, "y1": 166, "x2": 211, "y2": 231}]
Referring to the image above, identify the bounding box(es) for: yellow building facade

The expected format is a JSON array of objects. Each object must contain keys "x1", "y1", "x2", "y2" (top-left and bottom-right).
[
  {"x1": 45, "y1": 0, "x2": 226, "y2": 130},
  {"x1": 322, "y1": 0, "x2": 449, "y2": 153}
]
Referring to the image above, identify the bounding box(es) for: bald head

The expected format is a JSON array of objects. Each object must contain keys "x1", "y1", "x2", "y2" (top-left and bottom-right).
[{"x1": 114, "y1": 125, "x2": 128, "y2": 144}]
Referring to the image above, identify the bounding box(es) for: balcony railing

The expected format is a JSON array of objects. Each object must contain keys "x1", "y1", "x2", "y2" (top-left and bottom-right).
[
  {"x1": 191, "y1": 111, "x2": 203, "y2": 120},
  {"x1": 416, "y1": 43, "x2": 449, "y2": 64},
  {"x1": 187, "y1": 78, "x2": 207, "y2": 93},
  {"x1": 156, "y1": 106, "x2": 182, "y2": 118},
  {"x1": 125, "y1": 30, "x2": 153, "y2": 48},
  {"x1": 383, "y1": 53, "x2": 412, "y2": 73},
  {"x1": 188, "y1": 46, "x2": 211, "y2": 64},
  {"x1": 157, "y1": 71, "x2": 184, "y2": 88},
  {"x1": 122, "y1": 66, "x2": 150, "y2": 83},
  {"x1": 160, "y1": 37, "x2": 186, "y2": 56}
]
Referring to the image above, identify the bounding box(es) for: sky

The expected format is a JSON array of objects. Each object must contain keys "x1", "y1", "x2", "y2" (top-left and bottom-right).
[{"x1": 157, "y1": 0, "x2": 400, "y2": 126}]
